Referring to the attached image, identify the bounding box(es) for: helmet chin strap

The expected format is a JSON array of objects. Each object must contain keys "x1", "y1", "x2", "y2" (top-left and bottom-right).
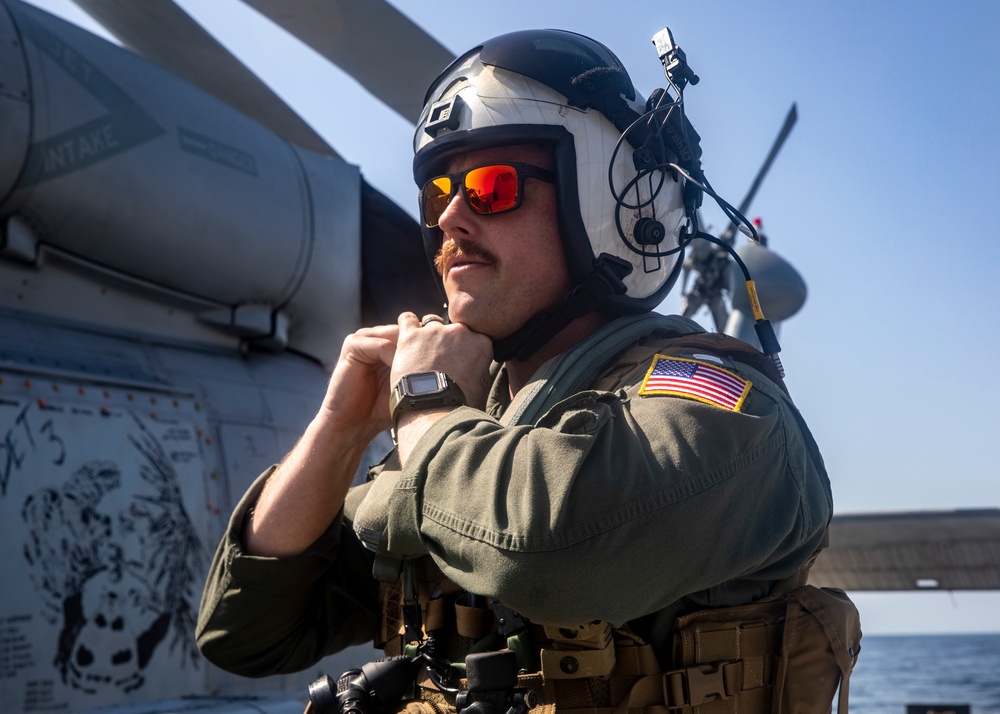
[{"x1": 491, "y1": 256, "x2": 632, "y2": 363}]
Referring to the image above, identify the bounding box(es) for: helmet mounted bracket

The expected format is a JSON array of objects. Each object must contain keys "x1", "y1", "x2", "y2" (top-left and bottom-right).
[{"x1": 424, "y1": 95, "x2": 465, "y2": 138}]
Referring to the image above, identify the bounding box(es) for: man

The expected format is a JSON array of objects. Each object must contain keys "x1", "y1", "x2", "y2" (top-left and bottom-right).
[{"x1": 198, "y1": 29, "x2": 851, "y2": 713}]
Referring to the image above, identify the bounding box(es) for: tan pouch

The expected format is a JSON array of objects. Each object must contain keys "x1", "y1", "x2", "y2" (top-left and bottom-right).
[
  {"x1": 774, "y1": 586, "x2": 861, "y2": 714},
  {"x1": 668, "y1": 585, "x2": 861, "y2": 714}
]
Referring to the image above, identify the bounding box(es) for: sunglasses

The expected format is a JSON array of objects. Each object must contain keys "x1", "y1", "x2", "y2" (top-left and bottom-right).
[{"x1": 420, "y1": 162, "x2": 555, "y2": 228}]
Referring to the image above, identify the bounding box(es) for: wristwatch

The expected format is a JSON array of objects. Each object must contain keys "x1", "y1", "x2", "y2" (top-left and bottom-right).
[{"x1": 389, "y1": 372, "x2": 466, "y2": 433}]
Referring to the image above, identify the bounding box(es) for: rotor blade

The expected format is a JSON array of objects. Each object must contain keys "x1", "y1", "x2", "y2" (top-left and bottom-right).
[
  {"x1": 239, "y1": 0, "x2": 455, "y2": 124},
  {"x1": 737, "y1": 103, "x2": 797, "y2": 216},
  {"x1": 719, "y1": 103, "x2": 798, "y2": 243},
  {"x1": 70, "y1": 0, "x2": 339, "y2": 158}
]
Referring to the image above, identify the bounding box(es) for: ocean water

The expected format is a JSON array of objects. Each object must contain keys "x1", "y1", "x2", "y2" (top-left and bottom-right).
[{"x1": 849, "y1": 634, "x2": 1000, "y2": 714}]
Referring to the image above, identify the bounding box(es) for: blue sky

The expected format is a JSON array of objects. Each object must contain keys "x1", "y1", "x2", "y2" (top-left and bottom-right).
[{"x1": 24, "y1": 0, "x2": 1000, "y2": 634}]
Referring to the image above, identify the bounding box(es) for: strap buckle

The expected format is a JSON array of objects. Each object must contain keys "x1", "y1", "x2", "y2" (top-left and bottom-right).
[{"x1": 664, "y1": 661, "x2": 741, "y2": 708}]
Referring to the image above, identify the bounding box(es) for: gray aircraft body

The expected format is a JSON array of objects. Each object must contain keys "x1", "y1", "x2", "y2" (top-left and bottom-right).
[{"x1": 0, "y1": 1, "x2": 441, "y2": 710}]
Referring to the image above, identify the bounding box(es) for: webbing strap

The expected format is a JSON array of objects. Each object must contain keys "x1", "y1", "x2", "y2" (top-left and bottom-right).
[
  {"x1": 837, "y1": 673, "x2": 851, "y2": 714},
  {"x1": 378, "y1": 579, "x2": 404, "y2": 655},
  {"x1": 455, "y1": 600, "x2": 495, "y2": 639},
  {"x1": 695, "y1": 622, "x2": 774, "y2": 661},
  {"x1": 501, "y1": 313, "x2": 703, "y2": 427},
  {"x1": 611, "y1": 641, "x2": 661, "y2": 678},
  {"x1": 424, "y1": 597, "x2": 448, "y2": 632}
]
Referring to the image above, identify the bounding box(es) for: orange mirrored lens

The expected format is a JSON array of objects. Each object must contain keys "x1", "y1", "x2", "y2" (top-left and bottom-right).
[
  {"x1": 421, "y1": 164, "x2": 523, "y2": 227},
  {"x1": 466, "y1": 165, "x2": 518, "y2": 214},
  {"x1": 422, "y1": 176, "x2": 452, "y2": 227}
]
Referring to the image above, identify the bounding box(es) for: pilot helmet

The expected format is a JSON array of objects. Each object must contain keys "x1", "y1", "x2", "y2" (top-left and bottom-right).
[{"x1": 413, "y1": 29, "x2": 694, "y2": 355}]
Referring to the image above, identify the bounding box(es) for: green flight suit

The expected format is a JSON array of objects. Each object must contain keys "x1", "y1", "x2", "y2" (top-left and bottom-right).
[{"x1": 196, "y1": 315, "x2": 832, "y2": 678}]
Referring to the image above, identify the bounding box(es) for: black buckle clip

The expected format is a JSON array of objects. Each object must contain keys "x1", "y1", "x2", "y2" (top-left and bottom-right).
[{"x1": 665, "y1": 661, "x2": 739, "y2": 708}]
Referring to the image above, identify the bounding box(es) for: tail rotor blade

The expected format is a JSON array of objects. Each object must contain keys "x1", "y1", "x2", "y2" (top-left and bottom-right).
[{"x1": 719, "y1": 103, "x2": 797, "y2": 244}]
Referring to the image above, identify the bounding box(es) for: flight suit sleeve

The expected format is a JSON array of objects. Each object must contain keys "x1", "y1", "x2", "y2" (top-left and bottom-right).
[
  {"x1": 366, "y1": 358, "x2": 832, "y2": 628},
  {"x1": 196, "y1": 467, "x2": 379, "y2": 676}
]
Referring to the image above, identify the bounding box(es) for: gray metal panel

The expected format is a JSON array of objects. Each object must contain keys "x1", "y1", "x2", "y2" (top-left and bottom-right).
[
  {"x1": 0, "y1": 308, "x2": 379, "y2": 711},
  {"x1": 809, "y1": 510, "x2": 1000, "y2": 591},
  {"x1": 0, "y1": 362, "x2": 215, "y2": 709},
  {"x1": 0, "y1": 255, "x2": 241, "y2": 351}
]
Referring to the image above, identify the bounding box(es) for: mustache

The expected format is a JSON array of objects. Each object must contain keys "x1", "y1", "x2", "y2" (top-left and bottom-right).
[{"x1": 434, "y1": 240, "x2": 499, "y2": 276}]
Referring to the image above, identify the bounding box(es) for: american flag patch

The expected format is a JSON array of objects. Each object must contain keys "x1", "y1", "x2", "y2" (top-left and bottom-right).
[{"x1": 639, "y1": 355, "x2": 751, "y2": 411}]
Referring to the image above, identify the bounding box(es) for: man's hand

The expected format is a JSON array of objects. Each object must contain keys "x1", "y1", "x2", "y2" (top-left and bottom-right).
[
  {"x1": 320, "y1": 323, "x2": 400, "y2": 443},
  {"x1": 391, "y1": 312, "x2": 494, "y2": 463},
  {"x1": 391, "y1": 312, "x2": 494, "y2": 409},
  {"x1": 243, "y1": 312, "x2": 493, "y2": 556},
  {"x1": 244, "y1": 322, "x2": 400, "y2": 557}
]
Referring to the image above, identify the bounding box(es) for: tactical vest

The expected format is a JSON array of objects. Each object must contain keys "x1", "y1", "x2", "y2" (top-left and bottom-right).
[
  {"x1": 362, "y1": 320, "x2": 861, "y2": 714},
  {"x1": 374, "y1": 568, "x2": 860, "y2": 714}
]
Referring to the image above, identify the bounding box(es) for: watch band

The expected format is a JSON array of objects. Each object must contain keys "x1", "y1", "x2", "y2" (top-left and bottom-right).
[{"x1": 389, "y1": 372, "x2": 467, "y2": 435}]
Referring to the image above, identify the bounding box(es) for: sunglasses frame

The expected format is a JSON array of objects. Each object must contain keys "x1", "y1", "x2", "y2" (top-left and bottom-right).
[{"x1": 420, "y1": 162, "x2": 555, "y2": 228}]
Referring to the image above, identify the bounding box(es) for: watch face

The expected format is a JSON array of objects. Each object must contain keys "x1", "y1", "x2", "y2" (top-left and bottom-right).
[{"x1": 405, "y1": 372, "x2": 444, "y2": 396}]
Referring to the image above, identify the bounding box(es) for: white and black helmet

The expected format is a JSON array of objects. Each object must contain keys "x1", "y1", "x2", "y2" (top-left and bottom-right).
[{"x1": 414, "y1": 29, "x2": 702, "y2": 358}]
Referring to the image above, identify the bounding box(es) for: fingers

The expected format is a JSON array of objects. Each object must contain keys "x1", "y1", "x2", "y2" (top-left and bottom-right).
[
  {"x1": 391, "y1": 312, "x2": 494, "y2": 408},
  {"x1": 341, "y1": 324, "x2": 399, "y2": 368}
]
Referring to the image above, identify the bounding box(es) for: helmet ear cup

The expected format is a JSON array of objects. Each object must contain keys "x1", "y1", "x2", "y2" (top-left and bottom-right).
[{"x1": 633, "y1": 217, "x2": 666, "y2": 245}]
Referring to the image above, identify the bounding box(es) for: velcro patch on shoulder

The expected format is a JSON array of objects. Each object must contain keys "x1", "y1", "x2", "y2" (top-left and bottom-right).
[{"x1": 639, "y1": 355, "x2": 751, "y2": 411}]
